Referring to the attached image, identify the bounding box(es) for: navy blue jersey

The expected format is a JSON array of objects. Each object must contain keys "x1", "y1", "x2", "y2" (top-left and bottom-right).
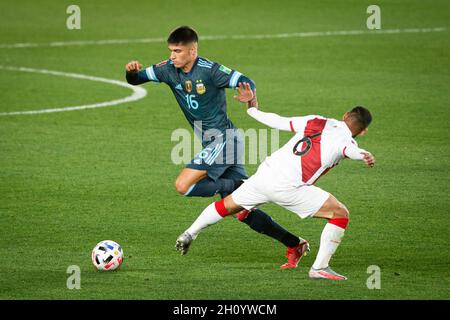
[{"x1": 127, "y1": 57, "x2": 255, "y2": 146}]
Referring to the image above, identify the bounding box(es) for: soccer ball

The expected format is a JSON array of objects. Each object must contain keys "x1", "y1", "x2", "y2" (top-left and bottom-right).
[{"x1": 91, "y1": 240, "x2": 123, "y2": 271}]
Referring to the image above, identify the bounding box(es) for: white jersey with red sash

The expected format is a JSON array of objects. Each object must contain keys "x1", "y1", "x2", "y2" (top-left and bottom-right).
[{"x1": 262, "y1": 115, "x2": 362, "y2": 187}]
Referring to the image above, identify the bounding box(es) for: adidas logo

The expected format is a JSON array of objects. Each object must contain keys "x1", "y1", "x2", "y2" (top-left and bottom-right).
[{"x1": 175, "y1": 84, "x2": 182, "y2": 90}]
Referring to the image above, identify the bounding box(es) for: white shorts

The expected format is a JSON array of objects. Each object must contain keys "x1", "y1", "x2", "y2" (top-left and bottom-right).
[{"x1": 231, "y1": 163, "x2": 330, "y2": 219}]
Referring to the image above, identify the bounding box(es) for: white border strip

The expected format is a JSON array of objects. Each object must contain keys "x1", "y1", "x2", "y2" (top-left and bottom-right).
[
  {"x1": 0, "y1": 28, "x2": 446, "y2": 49},
  {"x1": 0, "y1": 66, "x2": 147, "y2": 116}
]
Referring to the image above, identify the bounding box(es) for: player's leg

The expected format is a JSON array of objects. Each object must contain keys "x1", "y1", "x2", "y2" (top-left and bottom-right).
[
  {"x1": 175, "y1": 167, "x2": 238, "y2": 197},
  {"x1": 175, "y1": 194, "x2": 243, "y2": 255},
  {"x1": 231, "y1": 171, "x2": 310, "y2": 268},
  {"x1": 182, "y1": 189, "x2": 300, "y2": 247},
  {"x1": 174, "y1": 167, "x2": 207, "y2": 194},
  {"x1": 309, "y1": 194, "x2": 349, "y2": 281},
  {"x1": 187, "y1": 194, "x2": 244, "y2": 237},
  {"x1": 175, "y1": 140, "x2": 239, "y2": 197},
  {"x1": 220, "y1": 156, "x2": 303, "y2": 252},
  {"x1": 237, "y1": 208, "x2": 302, "y2": 249},
  {"x1": 176, "y1": 171, "x2": 270, "y2": 255}
]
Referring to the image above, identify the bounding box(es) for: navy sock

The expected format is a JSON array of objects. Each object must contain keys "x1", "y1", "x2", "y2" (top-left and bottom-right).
[
  {"x1": 240, "y1": 209, "x2": 300, "y2": 248},
  {"x1": 185, "y1": 178, "x2": 236, "y2": 197}
]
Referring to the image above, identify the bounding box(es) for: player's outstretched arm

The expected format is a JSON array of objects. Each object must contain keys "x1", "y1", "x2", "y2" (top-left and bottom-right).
[
  {"x1": 343, "y1": 144, "x2": 375, "y2": 167},
  {"x1": 247, "y1": 108, "x2": 292, "y2": 131},
  {"x1": 125, "y1": 60, "x2": 150, "y2": 85}
]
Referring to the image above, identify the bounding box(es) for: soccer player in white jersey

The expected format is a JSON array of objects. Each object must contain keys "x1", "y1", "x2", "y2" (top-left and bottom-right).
[{"x1": 175, "y1": 83, "x2": 375, "y2": 280}]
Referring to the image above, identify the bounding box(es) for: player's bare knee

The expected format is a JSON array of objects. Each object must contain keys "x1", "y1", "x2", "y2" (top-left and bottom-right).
[
  {"x1": 334, "y1": 205, "x2": 349, "y2": 219},
  {"x1": 174, "y1": 178, "x2": 190, "y2": 195}
]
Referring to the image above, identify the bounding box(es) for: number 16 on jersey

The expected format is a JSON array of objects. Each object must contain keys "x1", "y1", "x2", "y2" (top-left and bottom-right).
[{"x1": 186, "y1": 94, "x2": 199, "y2": 110}]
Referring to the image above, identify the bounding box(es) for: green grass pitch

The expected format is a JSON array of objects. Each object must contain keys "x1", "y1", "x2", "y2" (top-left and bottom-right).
[{"x1": 0, "y1": 0, "x2": 449, "y2": 299}]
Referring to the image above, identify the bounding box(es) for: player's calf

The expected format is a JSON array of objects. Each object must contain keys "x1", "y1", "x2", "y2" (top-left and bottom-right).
[
  {"x1": 175, "y1": 197, "x2": 244, "y2": 255},
  {"x1": 310, "y1": 195, "x2": 350, "y2": 279}
]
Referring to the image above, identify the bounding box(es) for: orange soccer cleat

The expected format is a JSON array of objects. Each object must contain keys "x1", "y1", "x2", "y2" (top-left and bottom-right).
[{"x1": 280, "y1": 239, "x2": 310, "y2": 269}]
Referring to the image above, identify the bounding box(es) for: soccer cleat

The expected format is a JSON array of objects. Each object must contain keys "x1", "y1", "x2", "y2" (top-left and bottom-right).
[
  {"x1": 308, "y1": 267, "x2": 347, "y2": 281},
  {"x1": 280, "y1": 239, "x2": 310, "y2": 269},
  {"x1": 175, "y1": 232, "x2": 194, "y2": 255}
]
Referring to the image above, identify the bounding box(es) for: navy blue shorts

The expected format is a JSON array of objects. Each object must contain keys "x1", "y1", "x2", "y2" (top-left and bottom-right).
[{"x1": 186, "y1": 133, "x2": 247, "y2": 181}]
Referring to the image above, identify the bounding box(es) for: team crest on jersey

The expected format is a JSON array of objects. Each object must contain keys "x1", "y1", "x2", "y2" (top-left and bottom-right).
[
  {"x1": 195, "y1": 80, "x2": 206, "y2": 95},
  {"x1": 185, "y1": 80, "x2": 192, "y2": 93}
]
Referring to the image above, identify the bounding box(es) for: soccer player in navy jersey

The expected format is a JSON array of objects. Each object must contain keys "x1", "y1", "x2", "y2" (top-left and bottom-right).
[{"x1": 126, "y1": 26, "x2": 307, "y2": 268}]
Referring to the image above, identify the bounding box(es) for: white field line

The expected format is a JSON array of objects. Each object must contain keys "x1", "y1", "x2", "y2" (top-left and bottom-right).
[
  {"x1": 0, "y1": 27, "x2": 446, "y2": 49},
  {"x1": 0, "y1": 66, "x2": 147, "y2": 116}
]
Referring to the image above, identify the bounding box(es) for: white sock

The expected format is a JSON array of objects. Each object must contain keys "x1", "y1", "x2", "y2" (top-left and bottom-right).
[
  {"x1": 186, "y1": 202, "x2": 224, "y2": 239},
  {"x1": 312, "y1": 223, "x2": 345, "y2": 270}
]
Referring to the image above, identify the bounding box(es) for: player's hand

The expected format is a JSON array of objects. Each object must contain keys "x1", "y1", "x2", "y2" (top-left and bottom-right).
[
  {"x1": 233, "y1": 82, "x2": 254, "y2": 103},
  {"x1": 125, "y1": 60, "x2": 143, "y2": 73},
  {"x1": 361, "y1": 152, "x2": 375, "y2": 168},
  {"x1": 247, "y1": 89, "x2": 258, "y2": 109}
]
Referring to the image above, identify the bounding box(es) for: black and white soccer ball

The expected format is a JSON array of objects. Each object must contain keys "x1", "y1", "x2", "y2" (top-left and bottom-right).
[{"x1": 91, "y1": 240, "x2": 123, "y2": 271}]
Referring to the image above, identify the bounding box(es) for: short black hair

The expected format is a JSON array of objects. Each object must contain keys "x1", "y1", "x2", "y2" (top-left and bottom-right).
[
  {"x1": 167, "y1": 26, "x2": 198, "y2": 44},
  {"x1": 348, "y1": 106, "x2": 372, "y2": 130}
]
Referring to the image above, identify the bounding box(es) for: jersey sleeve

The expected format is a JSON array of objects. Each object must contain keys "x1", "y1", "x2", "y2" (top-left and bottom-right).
[
  {"x1": 148, "y1": 60, "x2": 172, "y2": 84},
  {"x1": 247, "y1": 109, "x2": 320, "y2": 133},
  {"x1": 247, "y1": 108, "x2": 292, "y2": 131},
  {"x1": 341, "y1": 139, "x2": 367, "y2": 160},
  {"x1": 126, "y1": 69, "x2": 151, "y2": 85},
  {"x1": 211, "y1": 63, "x2": 255, "y2": 90},
  {"x1": 126, "y1": 60, "x2": 171, "y2": 85}
]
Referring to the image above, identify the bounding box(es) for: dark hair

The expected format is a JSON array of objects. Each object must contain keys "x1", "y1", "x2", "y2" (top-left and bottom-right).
[
  {"x1": 348, "y1": 106, "x2": 372, "y2": 130},
  {"x1": 167, "y1": 26, "x2": 198, "y2": 44}
]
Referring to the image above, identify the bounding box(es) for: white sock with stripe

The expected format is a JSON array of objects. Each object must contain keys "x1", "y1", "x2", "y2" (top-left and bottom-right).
[
  {"x1": 312, "y1": 220, "x2": 347, "y2": 270},
  {"x1": 186, "y1": 201, "x2": 227, "y2": 239}
]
